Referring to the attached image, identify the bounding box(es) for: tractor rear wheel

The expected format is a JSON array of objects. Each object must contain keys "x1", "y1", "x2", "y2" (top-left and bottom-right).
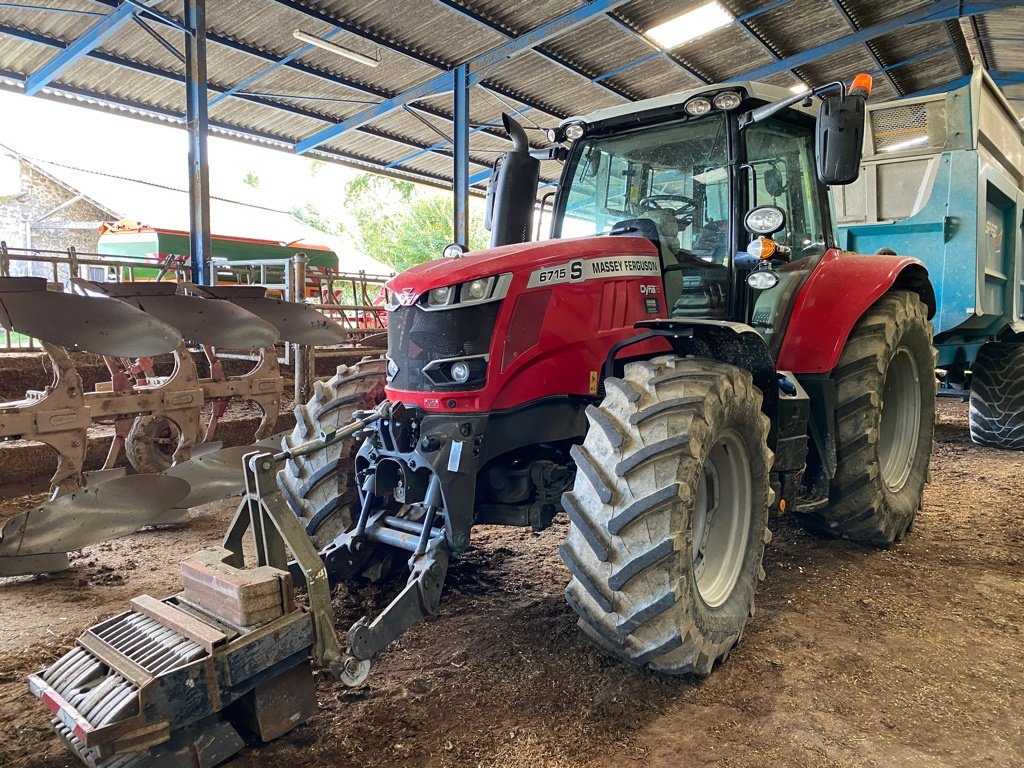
[
  {"x1": 561, "y1": 356, "x2": 773, "y2": 676},
  {"x1": 276, "y1": 357, "x2": 387, "y2": 552},
  {"x1": 806, "y1": 290, "x2": 935, "y2": 544},
  {"x1": 969, "y1": 342, "x2": 1024, "y2": 449}
]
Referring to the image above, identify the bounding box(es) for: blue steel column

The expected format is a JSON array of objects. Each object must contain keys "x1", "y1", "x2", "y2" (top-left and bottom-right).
[
  {"x1": 453, "y1": 65, "x2": 469, "y2": 246},
  {"x1": 184, "y1": 0, "x2": 211, "y2": 284}
]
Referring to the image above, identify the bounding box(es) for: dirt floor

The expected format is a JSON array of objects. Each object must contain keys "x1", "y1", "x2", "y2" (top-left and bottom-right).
[{"x1": 0, "y1": 399, "x2": 1021, "y2": 768}]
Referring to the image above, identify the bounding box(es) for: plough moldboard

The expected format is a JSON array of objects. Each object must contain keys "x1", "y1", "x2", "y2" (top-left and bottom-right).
[{"x1": 0, "y1": 275, "x2": 345, "y2": 577}]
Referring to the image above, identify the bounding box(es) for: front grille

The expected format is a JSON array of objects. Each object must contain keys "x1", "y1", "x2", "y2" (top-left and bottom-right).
[{"x1": 387, "y1": 301, "x2": 501, "y2": 391}]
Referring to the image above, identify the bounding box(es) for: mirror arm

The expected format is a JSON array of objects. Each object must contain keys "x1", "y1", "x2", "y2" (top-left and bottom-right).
[{"x1": 738, "y1": 80, "x2": 847, "y2": 131}]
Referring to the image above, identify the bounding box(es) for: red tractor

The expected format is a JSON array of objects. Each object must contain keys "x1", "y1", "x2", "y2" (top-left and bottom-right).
[
  {"x1": 29, "y1": 74, "x2": 940, "y2": 768},
  {"x1": 279, "y1": 73, "x2": 936, "y2": 675}
]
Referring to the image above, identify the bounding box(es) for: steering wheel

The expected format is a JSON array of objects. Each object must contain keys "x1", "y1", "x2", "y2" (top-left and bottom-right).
[{"x1": 638, "y1": 194, "x2": 697, "y2": 227}]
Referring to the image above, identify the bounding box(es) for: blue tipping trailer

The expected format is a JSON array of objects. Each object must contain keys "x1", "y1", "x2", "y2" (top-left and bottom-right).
[{"x1": 836, "y1": 69, "x2": 1024, "y2": 448}]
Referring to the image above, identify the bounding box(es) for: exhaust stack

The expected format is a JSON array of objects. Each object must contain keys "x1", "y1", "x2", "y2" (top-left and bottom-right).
[{"x1": 484, "y1": 113, "x2": 541, "y2": 248}]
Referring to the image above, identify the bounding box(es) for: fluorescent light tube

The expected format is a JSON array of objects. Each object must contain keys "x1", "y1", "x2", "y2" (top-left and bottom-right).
[
  {"x1": 293, "y1": 30, "x2": 380, "y2": 67},
  {"x1": 646, "y1": 2, "x2": 734, "y2": 49}
]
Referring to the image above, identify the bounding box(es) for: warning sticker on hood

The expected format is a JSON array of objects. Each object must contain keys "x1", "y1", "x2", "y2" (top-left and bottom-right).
[{"x1": 526, "y1": 255, "x2": 661, "y2": 288}]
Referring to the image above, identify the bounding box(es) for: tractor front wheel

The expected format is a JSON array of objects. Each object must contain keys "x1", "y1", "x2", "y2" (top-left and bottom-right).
[
  {"x1": 561, "y1": 356, "x2": 773, "y2": 676},
  {"x1": 276, "y1": 357, "x2": 387, "y2": 552}
]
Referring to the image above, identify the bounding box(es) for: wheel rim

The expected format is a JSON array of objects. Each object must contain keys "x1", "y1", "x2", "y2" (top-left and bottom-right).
[
  {"x1": 878, "y1": 346, "x2": 921, "y2": 492},
  {"x1": 692, "y1": 429, "x2": 752, "y2": 608}
]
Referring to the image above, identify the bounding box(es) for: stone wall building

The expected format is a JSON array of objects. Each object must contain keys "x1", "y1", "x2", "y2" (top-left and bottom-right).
[{"x1": 0, "y1": 145, "x2": 118, "y2": 255}]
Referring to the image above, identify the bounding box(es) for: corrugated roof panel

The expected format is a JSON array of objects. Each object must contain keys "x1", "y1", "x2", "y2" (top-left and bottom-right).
[
  {"x1": 681, "y1": 25, "x2": 776, "y2": 82},
  {"x1": 311, "y1": 0, "x2": 502, "y2": 65},
  {"x1": 0, "y1": 35, "x2": 56, "y2": 77},
  {"x1": 0, "y1": 1, "x2": 97, "y2": 42},
  {"x1": 837, "y1": 0, "x2": 936, "y2": 28},
  {"x1": 607, "y1": 57, "x2": 704, "y2": 100},
  {"x1": 212, "y1": 1, "x2": 443, "y2": 93},
  {"x1": 210, "y1": 96, "x2": 328, "y2": 139},
  {"x1": 977, "y1": 9, "x2": 1024, "y2": 72},
  {"x1": 52, "y1": 58, "x2": 181, "y2": 107},
  {"x1": 871, "y1": 26, "x2": 959, "y2": 95},
  {"x1": 455, "y1": 0, "x2": 581, "y2": 35},
  {"x1": 740, "y1": 0, "x2": 853, "y2": 58},
  {"x1": 540, "y1": 16, "x2": 653, "y2": 90},
  {"x1": 485, "y1": 50, "x2": 627, "y2": 118},
  {"x1": 888, "y1": 52, "x2": 963, "y2": 97}
]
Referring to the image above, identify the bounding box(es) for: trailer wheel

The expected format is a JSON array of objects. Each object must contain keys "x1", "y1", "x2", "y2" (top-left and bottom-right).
[
  {"x1": 561, "y1": 356, "x2": 773, "y2": 676},
  {"x1": 125, "y1": 415, "x2": 180, "y2": 474},
  {"x1": 969, "y1": 342, "x2": 1024, "y2": 450},
  {"x1": 276, "y1": 357, "x2": 387, "y2": 551},
  {"x1": 807, "y1": 290, "x2": 935, "y2": 544}
]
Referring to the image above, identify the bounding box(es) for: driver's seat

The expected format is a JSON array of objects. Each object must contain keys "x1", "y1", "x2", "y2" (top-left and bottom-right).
[{"x1": 611, "y1": 210, "x2": 687, "y2": 302}]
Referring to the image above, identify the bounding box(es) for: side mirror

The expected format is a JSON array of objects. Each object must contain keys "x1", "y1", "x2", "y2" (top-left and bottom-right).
[{"x1": 815, "y1": 93, "x2": 866, "y2": 185}]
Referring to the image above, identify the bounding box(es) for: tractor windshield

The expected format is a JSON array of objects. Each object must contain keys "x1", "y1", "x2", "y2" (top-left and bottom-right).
[
  {"x1": 552, "y1": 111, "x2": 831, "y2": 336},
  {"x1": 553, "y1": 116, "x2": 733, "y2": 318}
]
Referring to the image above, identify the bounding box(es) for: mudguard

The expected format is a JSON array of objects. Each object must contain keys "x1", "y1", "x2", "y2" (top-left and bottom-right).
[{"x1": 775, "y1": 249, "x2": 935, "y2": 374}]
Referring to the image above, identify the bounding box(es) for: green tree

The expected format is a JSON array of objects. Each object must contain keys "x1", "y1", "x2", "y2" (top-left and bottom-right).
[
  {"x1": 243, "y1": 170, "x2": 260, "y2": 188},
  {"x1": 291, "y1": 201, "x2": 344, "y2": 236},
  {"x1": 344, "y1": 174, "x2": 488, "y2": 273}
]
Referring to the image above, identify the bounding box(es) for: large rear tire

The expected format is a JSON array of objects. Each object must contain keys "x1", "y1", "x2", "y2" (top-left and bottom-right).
[
  {"x1": 969, "y1": 342, "x2": 1024, "y2": 450},
  {"x1": 561, "y1": 356, "x2": 773, "y2": 676},
  {"x1": 277, "y1": 357, "x2": 387, "y2": 550},
  {"x1": 806, "y1": 290, "x2": 935, "y2": 544}
]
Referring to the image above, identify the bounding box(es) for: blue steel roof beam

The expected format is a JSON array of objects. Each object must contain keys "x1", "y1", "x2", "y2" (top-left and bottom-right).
[
  {"x1": 0, "y1": 25, "x2": 496, "y2": 166},
  {"x1": 209, "y1": 28, "x2": 344, "y2": 107},
  {"x1": 0, "y1": 69, "x2": 484, "y2": 189},
  {"x1": 295, "y1": 0, "x2": 632, "y2": 155},
  {"x1": 430, "y1": 0, "x2": 635, "y2": 101},
  {"x1": 385, "y1": 103, "x2": 533, "y2": 170},
  {"x1": 24, "y1": 1, "x2": 138, "y2": 96},
  {"x1": 89, "y1": 0, "x2": 526, "y2": 143},
  {"x1": 0, "y1": 3, "x2": 105, "y2": 17},
  {"x1": 825, "y1": 0, "x2": 902, "y2": 96},
  {"x1": 267, "y1": 0, "x2": 445, "y2": 70},
  {"x1": 737, "y1": 0, "x2": 1024, "y2": 83}
]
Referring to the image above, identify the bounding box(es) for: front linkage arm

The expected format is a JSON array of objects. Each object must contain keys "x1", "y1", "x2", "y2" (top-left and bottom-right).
[{"x1": 224, "y1": 399, "x2": 452, "y2": 687}]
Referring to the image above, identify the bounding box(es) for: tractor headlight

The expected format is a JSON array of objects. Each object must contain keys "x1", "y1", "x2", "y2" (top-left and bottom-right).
[
  {"x1": 684, "y1": 96, "x2": 712, "y2": 116},
  {"x1": 744, "y1": 205, "x2": 786, "y2": 235},
  {"x1": 428, "y1": 286, "x2": 453, "y2": 306},
  {"x1": 563, "y1": 121, "x2": 586, "y2": 141},
  {"x1": 747, "y1": 269, "x2": 780, "y2": 290},
  {"x1": 450, "y1": 360, "x2": 471, "y2": 384},
  {"x1": 713, "y1": 91, "x2": 742, "y2": 110},
  {"x1": 386, "y1": 357, "x2": 399, "y2": 380},
  {"x1": 463, "y1": 278, "x2": 491, "y2": 300},
  {"x1": 421, "y1": 274, "x2": 510, "y2": 310}
]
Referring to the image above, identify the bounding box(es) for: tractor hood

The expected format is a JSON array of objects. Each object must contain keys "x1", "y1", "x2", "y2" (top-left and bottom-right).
[{"x1": 386, "y1": 235, "x2": 658, "y2": 301}]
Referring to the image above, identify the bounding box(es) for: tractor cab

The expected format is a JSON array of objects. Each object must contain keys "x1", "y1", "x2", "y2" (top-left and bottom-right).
[{"x1": 546, "y1": 80, "x2": 864, "y2": 354}]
